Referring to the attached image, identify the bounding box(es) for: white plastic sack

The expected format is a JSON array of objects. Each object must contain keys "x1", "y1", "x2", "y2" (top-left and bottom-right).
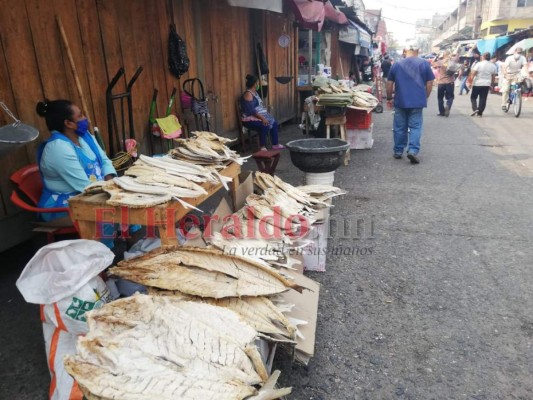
[
  {"x1": 16, "y1": 239, "x2": 114, "y2": 400},
  {"x1": 16, "y1": 239, "x2": 114, "y2": 304}
]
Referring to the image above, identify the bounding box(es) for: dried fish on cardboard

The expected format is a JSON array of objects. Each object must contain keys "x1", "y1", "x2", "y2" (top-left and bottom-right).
[{"x1": 109, "y1": 247, "x2": 303, "y2": 298}]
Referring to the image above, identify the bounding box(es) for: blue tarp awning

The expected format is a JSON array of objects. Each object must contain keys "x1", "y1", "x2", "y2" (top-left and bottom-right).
[
  {"x1": 345, "y1": 19, "x2": 371, "y2": 48},
  {"x1": 476, "y1": 37, "x2": 512, "y2": 55}
]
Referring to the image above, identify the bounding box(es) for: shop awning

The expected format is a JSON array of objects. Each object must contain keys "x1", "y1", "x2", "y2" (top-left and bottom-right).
[
  {"x1": 506, "y1": 38, "x2": 533, "y2": 54},
  {"x1": 324, "y1": 1, "x2": 348, "y2": 25},
  {"x1": 476, "y1": 36, "x2": 512, "y2": 55},
  {"x1": 339, "y1": 21, "x2": 359, "y2": 45},
  {"x1": 226, "y1": 0, "x2": 283, "y2": 13},
  {"x1": 288, "y1": 0, "x2": 348, "y2": 31},
  {"x1": 351, "y1": 21, "x2": 371, "y2": 49},
  {"x1": 288, "y1": 0, "x2": 326, "y2": 31}
]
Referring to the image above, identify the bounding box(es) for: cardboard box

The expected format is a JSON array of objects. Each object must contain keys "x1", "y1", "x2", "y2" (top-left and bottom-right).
[
  {"x1": 302, "y1": 222, "x2": 329, "y2": 272},
  {"x1": 279, "y1": 271, "x2": 321, "y2": 364},
  {"x1": 314, "y1": 199, "x2": 332, "y2": 223},
  {"x1": 347, "y1": 123, "x2": 374, "y2": 150}
]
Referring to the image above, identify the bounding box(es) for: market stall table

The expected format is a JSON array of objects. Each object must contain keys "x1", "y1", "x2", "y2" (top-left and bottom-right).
[{"x1": 69, "y1": 162, "x2": 241, "y2": 246}]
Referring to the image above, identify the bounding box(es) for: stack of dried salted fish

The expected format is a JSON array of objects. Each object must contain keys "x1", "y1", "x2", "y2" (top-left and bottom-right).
[
  {"x1": 109, "y1": 247, "x2": 300, "y2": 342},
  {"x1": 170, "y1": 131, "x2": 248, "y2": 166},
  {"x1": 64, "y1": 295, "x2": 291, "y2": 400},
  {"x1": 82, "y1": 153, "x2": 235, "y2": 209},
  {"x1": 255, "y1": 172, "x2": 331, "y2": 211},
  {"x1": 136, "y1": 154, "x2": 232, "y2": 186}
]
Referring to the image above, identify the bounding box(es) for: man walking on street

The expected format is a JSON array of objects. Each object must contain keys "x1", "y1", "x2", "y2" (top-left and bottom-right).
[
  {"x1": 434, "y1": 51, "x2": 457, "y2": 116},
  {"x1": 386, "y1": 45, "x2": 435, "y2": 164},
  {"x1": 458, "y1": 60, "x2": 471, "y2": 95},
  {"x1": 469, "y1": 52, "x2": 497, "y2": 117},
  {"x1": 381, "y1": 55, "x2": 392, "y2": 98},
  {"x1": 501, "y1": 47, "x2": 528, "y2": 110}
]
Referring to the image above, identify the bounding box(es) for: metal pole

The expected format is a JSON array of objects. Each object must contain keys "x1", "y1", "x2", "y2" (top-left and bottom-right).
[{"x1": 308, "y1": 29, "x2": 313, "y2": 86}]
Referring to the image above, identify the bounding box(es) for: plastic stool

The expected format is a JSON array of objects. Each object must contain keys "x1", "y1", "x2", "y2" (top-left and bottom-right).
[
  {"x1": 252, "y1": 150, "x2": 281, "y2": 175},
  {"x1": 325, "y1": 115, "x2": 350, "y2": 165}
]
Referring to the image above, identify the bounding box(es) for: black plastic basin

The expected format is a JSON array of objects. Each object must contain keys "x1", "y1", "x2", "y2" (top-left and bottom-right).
[{"x1": 286, "y1": 138, "x2": 349, "y2": 173}]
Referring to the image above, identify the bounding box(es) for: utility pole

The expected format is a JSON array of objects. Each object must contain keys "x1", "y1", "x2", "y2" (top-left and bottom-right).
[
  {"x1": 456, "y1": 0, "x2": 462, "y2": 35},
  {"x1": 472, "y1": 0, "x2": 478, "y2": 39}
]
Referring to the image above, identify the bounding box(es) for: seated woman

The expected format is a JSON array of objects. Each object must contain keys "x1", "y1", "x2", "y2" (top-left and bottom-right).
[
  {"x1": 240, "y1": 75, "x2": 284, "y2": 151},
  {"x1": 36, "y1": 99, "x2": 124, "y2": 247}
]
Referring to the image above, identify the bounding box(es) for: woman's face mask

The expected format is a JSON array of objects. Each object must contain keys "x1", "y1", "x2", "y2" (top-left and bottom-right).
[{"x1": 75, "y1": 118, "x2": 89, "y2": 135}]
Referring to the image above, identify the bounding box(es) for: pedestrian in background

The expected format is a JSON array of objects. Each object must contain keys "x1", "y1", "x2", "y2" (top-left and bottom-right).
[
  {"x1": 381, "y1": 55, "x2": 392, "y2": 98},
  {"x1": 386, "y1": 45, "x2": 435, "y2": 164},
  {"x1": 501, "y1": 47, "x2": 528, "y2": 110},
  {"x1": 469, "y1": 52, "x2": 497, "y2": 117},
  {"x1": 434, "y1": 51, "x2": 457, "y2": 117},
  {"x1": 458, "y1": 60, "x2": 471, "y2": 95}
]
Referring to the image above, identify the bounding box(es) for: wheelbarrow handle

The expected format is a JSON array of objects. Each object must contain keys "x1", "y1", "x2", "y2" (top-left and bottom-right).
[
  {"x1": 127, "y1": 66, "x2": 144, "y2": 91},
  {"x1": 107, "y1": 68, "x2": 125, "y2": 94}
]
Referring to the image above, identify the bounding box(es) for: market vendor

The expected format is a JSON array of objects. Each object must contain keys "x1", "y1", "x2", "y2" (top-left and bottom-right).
[
  {"x1": 240, "y1": 75, "x2": 284, "y2": 151},
  {"x1": 35, "y1": 99, "x2": 132, "y2": 249},
  {"x1": 36, "y1": 99, "x2": 115, "y2": 220}
]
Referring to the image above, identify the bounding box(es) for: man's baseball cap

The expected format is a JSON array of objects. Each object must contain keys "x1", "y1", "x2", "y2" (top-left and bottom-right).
[{"x1": 405, "y1": 44, "x2": 420, "y2": 51}]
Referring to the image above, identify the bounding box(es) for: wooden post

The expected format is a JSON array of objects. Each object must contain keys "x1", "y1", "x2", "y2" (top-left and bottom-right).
[{"x1": 56, "y1": 16, "x2": 91, "y2": 122}]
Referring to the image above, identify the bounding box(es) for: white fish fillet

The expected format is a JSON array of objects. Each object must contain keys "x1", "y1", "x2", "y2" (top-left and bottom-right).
[
  {"x1": 102, "y1": 181, "x2": 172, "y2": 208},
  {"x1": 109, "y1": 247, "x2": 303, "y2": 298}
]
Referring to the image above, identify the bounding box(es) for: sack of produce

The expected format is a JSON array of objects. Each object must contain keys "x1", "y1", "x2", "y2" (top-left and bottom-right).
[{"x1": 16, "y1": 240, "x2": 114, "y2": 400}]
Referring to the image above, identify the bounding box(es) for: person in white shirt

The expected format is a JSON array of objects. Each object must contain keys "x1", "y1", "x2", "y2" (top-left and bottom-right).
[
  {"x1": 469, "y1": 52, "x2": 497, "y2": 117},
  {"x1": 501, "y1": 47, "x2": 527, "y2": 109}
]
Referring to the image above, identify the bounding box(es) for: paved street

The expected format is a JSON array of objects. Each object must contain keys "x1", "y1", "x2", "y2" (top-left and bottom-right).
[
  {"x1": 274, "y1": 91, "x2": 533, "y2": 399},
  {"x1": 1, "y1": 90, "x2": 533, "y2": 399}
]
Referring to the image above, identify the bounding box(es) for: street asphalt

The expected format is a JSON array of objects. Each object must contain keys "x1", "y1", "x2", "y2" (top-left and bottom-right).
[{"x1": 1, "y1": 89, "x2": 532, "y2": 399}]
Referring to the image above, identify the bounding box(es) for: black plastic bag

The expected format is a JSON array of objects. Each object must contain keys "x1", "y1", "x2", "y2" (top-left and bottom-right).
[{"x1": 168, "y1": 24, "x2": 189, "y2": 78}]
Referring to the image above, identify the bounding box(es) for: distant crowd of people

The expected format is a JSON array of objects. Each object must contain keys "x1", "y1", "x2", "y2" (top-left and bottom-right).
[{"x1": 384, "y1": 44, "x2": 533, "y2": 165}]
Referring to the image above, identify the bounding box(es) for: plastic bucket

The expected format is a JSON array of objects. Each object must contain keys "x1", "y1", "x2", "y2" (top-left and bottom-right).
[{"x1": 305, "y1": 171, "x2": 335, "y2": 186}]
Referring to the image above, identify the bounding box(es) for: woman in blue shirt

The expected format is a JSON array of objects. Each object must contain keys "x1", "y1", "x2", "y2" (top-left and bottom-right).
[
  {"x1": 240, "y1": 75, "x2": 284, "y2": 151},
  {"x1": 36, "y1": 99, "x2": 116, "y2": 222}
]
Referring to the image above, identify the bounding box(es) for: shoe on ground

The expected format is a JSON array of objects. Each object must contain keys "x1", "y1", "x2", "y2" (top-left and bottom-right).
[
  {"x1": 444, "y1": 105, "x2": 450, "y2": 117},
  {"x1": 501, "y1": 105, "x2": 507, "y2": 110},
  {"x1": 393, "y1": 153, "x2": 402, "y2": 159},
  {"x1": 407, "y1": 153, "x2": 420, "y2": 164},
  {"x1": 437, "y1": 113, "x2": 445, "y2": 116},
  {"x1": 477, "y1": 113, "x2": 482, "y2": 117},
  {"x1": 471, "y1": 110, "x2": 478, "y2": 116},
  {"x1": 272, "y1": 144, "x2": 285, "y2": 150}
]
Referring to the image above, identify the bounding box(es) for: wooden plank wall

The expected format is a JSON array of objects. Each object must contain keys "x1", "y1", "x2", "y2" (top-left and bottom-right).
[
  {"x1": 0, "y1": 0, "x2": 297, "y2": 238},
  {"x1": 264, "y1": 12, "x2": 297, "y2": 124}
]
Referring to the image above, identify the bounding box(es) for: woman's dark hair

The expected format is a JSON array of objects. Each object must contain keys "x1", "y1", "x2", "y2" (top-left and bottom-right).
[
  {"x1": 36, "y1": 99, "x2": 74, "y2": 133},
  {"x1": 245, "y1": 74, "x2": 258, "y2": 89}
]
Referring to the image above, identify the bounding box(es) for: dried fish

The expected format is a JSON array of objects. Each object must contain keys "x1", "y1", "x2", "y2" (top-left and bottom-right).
[
  {"x1": 64, "y1": 295, "x2": 291, "y2": 400},
  {"x1": 109, "y1": 247, "x2": 303, "y2": 298}
]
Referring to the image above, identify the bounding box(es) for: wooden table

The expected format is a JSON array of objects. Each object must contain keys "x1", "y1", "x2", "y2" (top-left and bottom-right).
[{"x1": 69, "y1": 162, "x2": 241, "y2": 246}]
